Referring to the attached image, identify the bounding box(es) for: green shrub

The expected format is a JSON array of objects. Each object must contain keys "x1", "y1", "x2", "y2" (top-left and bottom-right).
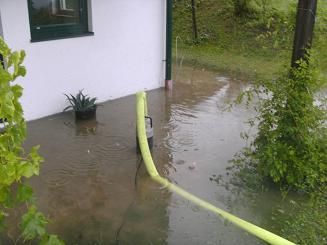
[
  {"x1": 0, "y1": 37, "x2": 63, "y2": 244},
  {"x1": 233, "y1": 58, "x2": 326, "y2": 191}
]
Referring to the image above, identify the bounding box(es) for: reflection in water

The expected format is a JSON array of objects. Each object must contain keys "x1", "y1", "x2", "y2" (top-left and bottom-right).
[{"x1": 2, "y1": 65, "x2": 280, "y2": 244}]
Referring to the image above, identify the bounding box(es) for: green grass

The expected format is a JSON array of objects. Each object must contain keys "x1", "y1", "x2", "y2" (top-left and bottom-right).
[
  {"x1": 175, "y1": 43, "x2": 289, "y2": 81},
  {"x1": 173, "y1": 0, "x2": 327, "y2": 81}
]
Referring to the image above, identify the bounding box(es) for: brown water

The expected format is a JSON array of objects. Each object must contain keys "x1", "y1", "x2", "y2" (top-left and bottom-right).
[{"x1": 3, "y1": 66, "x2": 289, "y2": 244}]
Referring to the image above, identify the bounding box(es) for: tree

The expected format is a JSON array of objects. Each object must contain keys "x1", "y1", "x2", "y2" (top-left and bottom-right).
[{"x1": 191, "y1": 0, "x2": 199, "y2": 43}]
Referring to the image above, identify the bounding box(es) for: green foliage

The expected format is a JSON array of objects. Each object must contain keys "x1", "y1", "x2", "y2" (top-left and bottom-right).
[
  {"x1": 228, "y1": 57, "x2": 326, "y2": 244},
  {"x1": 40, "y1": 235, "x2": 65, "y2": 245},
  {"x1": 232, "y1": 0, "x2": 260, "y2": 17},
  {"x1": 173, "y1": 0, "x2": 327, "y2": 81},
  {"x1": 21, "y1": 206, "x2": 48, "y2": 240},
  {"x1": 21, "y1": 206, "x2": 64, "y2": 244},
  {"x1": 255, "y1": 2, "x2": 296, "y2": 50},
  {"x1": 272, "y1": 189, "x2": 327, "y2": 245},
  {"x1": 173, "y1": 0, "x2": 218, "y2": 44},
  {"x1": 16, "y1": 184, "x2": 34, "y2": 203},
  {"x1": 173, "y1": 0, "x2": 294, "y2": 80},
  {"x1": 234, "y1": 58, "x2": 326, "y2": 191},
  {"x1": 0, "y1": 37, "x2": 64, "y2": 244},
  {"x1": 64, "y1": 90, "x2": 97, "y2": 112},
  {"x1": 315, "y1": 1, "x2": 327, "y2": 77}
]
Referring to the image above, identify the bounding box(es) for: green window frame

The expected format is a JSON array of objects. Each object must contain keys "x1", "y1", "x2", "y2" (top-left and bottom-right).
[{"x1": 27, "y1": 0, "x2": 92, "y2": 42}]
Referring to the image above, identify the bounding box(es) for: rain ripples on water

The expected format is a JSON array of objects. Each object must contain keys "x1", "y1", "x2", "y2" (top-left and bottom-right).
[{"x1": 0, "y1": 66, "x2": 292, "y2": 244}]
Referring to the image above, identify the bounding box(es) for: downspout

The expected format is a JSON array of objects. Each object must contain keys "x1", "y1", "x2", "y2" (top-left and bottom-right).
[{"x1": 165, "y1": 0, "x2": 173, "y2": 90}]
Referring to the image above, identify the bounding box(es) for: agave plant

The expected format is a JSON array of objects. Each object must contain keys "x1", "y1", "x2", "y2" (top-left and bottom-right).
[{"x1": 64, "y1": 90, "x2": 97, "y2": 112}]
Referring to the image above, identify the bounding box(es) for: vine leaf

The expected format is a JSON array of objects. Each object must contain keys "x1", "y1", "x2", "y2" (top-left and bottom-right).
[
  {"x1": 0, "y1": 37, "x2": 63, "y2": 243},
  {"x1": 16, "y1": 184, "x2": 34, "y2": 203},
  {"x1": 21, "y1": 206, "x2": 48, "y2": 240}
]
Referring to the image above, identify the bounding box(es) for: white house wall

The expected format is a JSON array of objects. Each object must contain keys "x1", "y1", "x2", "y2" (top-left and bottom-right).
[
  {"x1": 0, "y1": 0, "x2": 166, "y2": 120},
  {"x1": 0, "y1": 9, "x2": 3, "y2": 37}
]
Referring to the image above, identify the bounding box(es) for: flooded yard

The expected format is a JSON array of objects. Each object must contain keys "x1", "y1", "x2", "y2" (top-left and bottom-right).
[{"x1": 3, "y1": 66, "x2": 294, "y2": 244}]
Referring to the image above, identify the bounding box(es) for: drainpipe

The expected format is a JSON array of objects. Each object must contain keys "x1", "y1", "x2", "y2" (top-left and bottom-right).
[{"x1": 165, "y1": 0, "x2": 173, "y2": 90}]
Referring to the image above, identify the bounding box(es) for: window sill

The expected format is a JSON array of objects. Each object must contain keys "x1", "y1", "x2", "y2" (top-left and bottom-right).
[{"x1": 30, "y1": 32, "x2": 94, "y2": 43}]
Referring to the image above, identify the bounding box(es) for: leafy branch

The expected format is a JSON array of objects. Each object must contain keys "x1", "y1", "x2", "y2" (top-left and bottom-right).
[{"x1": 0, "y1": 37, "x2": 64, "y2": 244}]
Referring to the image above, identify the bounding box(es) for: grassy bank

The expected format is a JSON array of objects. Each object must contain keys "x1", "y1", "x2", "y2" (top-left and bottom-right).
[{"x1": 173, "y1": 0, "x2": 327, "y2": 81}]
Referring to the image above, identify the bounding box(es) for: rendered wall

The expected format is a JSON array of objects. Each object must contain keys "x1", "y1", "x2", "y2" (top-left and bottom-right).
[
  {"x1": 0, "y1": 9, "x2": 3, "y2": 37},
  {"x1": 0, "y1": 0, "x2": 166, "y2": 120}
]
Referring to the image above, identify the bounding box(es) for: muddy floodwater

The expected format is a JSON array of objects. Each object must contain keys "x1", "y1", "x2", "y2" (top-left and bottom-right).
[{"x1": 3, "y1": 66, "x2": 292, "y2": 244}]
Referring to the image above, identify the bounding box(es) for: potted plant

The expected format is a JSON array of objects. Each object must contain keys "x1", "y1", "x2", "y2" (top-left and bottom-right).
[{"x1": 64, "y1": 90, "x2": 97, "y2": 120}]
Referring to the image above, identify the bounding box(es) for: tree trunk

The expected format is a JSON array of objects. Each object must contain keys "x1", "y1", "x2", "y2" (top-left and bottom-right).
[{"x1": 191, "y1": 0, "x2": 198, "y2": 43}]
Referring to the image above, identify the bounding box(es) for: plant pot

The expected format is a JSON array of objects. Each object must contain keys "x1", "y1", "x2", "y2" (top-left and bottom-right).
[{"x1": 75, "y1": 107, "x2": 96, "y2": 120}]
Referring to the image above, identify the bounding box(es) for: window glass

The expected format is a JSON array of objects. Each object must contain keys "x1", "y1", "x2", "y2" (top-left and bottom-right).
[
  {"x1": 28, "y1": 0, "x2": 90, "y2": 41},
  {"x1": 30, "y1": 0, "x2": 80, "y2": 27}
]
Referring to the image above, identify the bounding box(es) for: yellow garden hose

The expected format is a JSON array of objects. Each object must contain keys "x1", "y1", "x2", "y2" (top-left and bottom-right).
[{"x1": 136, "y1": 92, "x2": 295, "y2": 245}]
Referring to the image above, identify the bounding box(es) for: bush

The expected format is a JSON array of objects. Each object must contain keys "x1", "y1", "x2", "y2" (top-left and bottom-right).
[{"x1": 233, "y1": 58, "x2": 326, "y2": 191}]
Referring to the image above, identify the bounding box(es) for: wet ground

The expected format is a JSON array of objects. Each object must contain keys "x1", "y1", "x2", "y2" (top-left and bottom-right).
[{"x1": 2, "y1": 66, "x2": 291, "y2": 244}]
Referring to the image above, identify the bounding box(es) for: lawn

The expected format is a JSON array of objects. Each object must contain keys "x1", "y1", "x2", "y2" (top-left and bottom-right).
[{"x1": 173, "y1": 0, "x2": 327, "y2": 81}]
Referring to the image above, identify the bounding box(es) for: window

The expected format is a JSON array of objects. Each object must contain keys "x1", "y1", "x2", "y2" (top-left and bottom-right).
[{"x1": 28, "y1": 0, "x2": 91, "y2": 41}]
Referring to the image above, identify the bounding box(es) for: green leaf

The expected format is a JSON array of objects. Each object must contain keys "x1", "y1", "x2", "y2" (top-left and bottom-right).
[
  {"x1": 63, "y1": 105, "x2": 73, "y2": 112},
  {"x1": 0, "y1": 186, "x2": 12, "y2": 207},
  {"x1": 16, "y1": 183, "x2": 34, "y2": 203},
  {"x1": 30, "y1": 146, "x2": 43, "y2": 165},
  {"x1": 21, "y1": 206, "x2": 48, "y2": 241},
  {"x1": 63, "y1": 90, "x2": 96, "y2": 112},
  {"x1": 11, "y1": 84, "x2": 23, "y2": 98},
  {"x1": 40, "y1": 235, "x2": 65, "y2": 245},
  {"x1": 19, "y1": 162, "x2": 39, "y2": 178}
]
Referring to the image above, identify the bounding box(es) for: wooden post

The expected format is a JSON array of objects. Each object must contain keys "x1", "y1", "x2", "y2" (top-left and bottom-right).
[{"x1": 291, "y1": 0, "x2": 318, "y2": 67}]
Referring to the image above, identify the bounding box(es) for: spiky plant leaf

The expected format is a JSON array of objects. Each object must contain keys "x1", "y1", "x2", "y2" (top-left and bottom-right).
[{"x1": 63, "y1": 90, "x2": 97, "y2": 112}]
